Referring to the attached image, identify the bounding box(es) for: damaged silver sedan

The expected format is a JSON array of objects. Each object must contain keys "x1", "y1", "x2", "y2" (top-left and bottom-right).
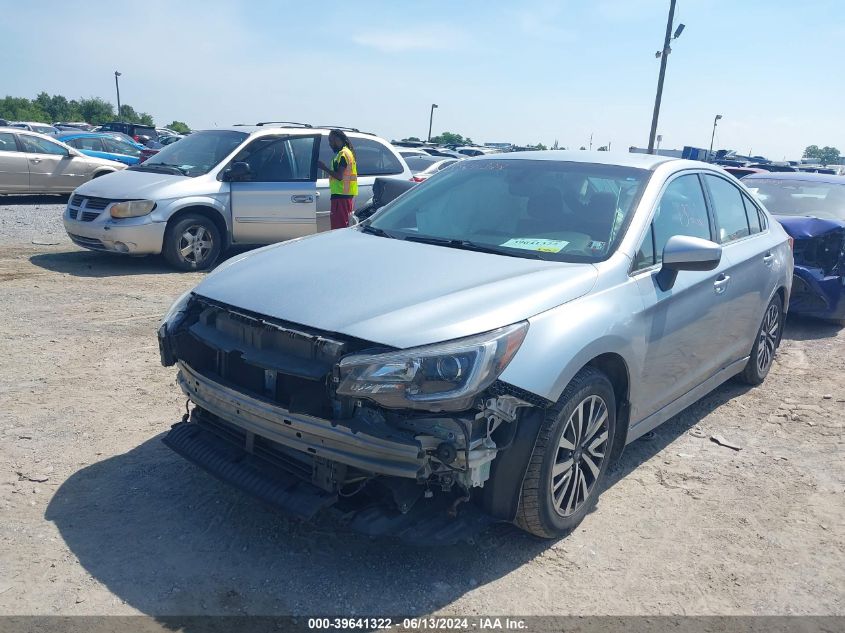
[{"x1": 158, "y1": 151, "x2": 792, "y2": 539}]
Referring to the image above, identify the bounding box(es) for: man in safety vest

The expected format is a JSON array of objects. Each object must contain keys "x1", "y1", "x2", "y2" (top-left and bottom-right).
[{"x1": 318, "y1": 129, "x2": 358, "y2": 229}]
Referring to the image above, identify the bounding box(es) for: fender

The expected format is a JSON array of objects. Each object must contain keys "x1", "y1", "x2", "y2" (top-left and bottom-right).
[{"x1": 155, "y1": 196, "x2": 232, "y2": 235}]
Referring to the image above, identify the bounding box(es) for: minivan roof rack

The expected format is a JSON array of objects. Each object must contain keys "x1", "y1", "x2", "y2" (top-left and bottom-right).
[
  {"x1": 317, "y1": 126, "x2": 377, "y2": 136},
  {"x1": 256, "y1": 121, "x2": 313, "y2": 128}
]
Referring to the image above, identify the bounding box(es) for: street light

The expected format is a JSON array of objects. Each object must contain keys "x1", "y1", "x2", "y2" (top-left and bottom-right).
[
  {"x1": 647, "y1": 0, "x2": 685, "y2": 154},
  {"x1": 709, "y1": 114, "x2": 723, "y2": 161},
  {"x1": 114, "y1": 71, "x2": 122, "y2": 118},
  {"x1": 427, "y1": 103, "x2": 438, "y2": 142}
]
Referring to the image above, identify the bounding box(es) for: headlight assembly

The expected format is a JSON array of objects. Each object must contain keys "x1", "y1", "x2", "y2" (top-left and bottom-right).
[
  {"x1": 110, "y1": 200, "x2": 156, "y2": 218},
  {"x1": 159, "y1": 289, "x2": 193, "y2": 330},
  {"x1": 336, "y1": 322, "x2": 528, "y2": 411}
]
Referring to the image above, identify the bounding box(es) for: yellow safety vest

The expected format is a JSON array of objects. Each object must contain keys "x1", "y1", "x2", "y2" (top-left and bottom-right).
[{"x1": 330, "y1": 146, "x2": 358, "y2": 196}]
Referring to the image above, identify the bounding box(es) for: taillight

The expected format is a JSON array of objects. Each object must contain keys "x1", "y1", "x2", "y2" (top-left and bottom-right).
[
  {"x1": 412, "y1": 176, "x2": 426, "y2": 182},
  {"x1": 133, "y1": 135, "x2": 140, "y2": 141},
  {"x1": 787, "y1": 237, "x2": 794, "y2": 251}
]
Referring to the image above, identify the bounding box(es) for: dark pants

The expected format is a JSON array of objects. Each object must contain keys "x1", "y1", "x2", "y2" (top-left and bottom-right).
[{"x1": 330, "y1": 197, "x2": 355, "y2": 229}]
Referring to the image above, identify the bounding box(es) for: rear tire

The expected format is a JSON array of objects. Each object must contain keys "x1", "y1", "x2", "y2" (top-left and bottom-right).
[
  {"x1": 162, "y1": 213, "x2": 222, "y2": 271},
  {"x1": 516, "y1": 367, "x2": 616, "y2": 538},
  {"x1": 739, "y1": 294, "x2": 783, "y2": 385}
]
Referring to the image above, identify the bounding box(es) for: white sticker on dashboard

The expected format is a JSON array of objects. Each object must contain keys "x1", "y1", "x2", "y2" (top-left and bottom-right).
[{"x1": 500, "y1": 238, "x2": 570, "y2": 253}]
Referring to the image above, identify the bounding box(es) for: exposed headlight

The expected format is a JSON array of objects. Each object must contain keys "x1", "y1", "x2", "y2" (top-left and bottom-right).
[
  {"x1": 110, "y1": 200, "x2": 156, "y2": 218},
  {"x1": 336, "y1": 322, "x2": 529, "y2": 411},
  {"x1": 159, "y1": 289, "x2": 193, "y2": 330}
]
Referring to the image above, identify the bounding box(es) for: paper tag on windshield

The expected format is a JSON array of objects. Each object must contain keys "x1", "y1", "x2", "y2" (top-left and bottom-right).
[{"x1": 501, "y1": 238, "x2": 569, "y2": 253}]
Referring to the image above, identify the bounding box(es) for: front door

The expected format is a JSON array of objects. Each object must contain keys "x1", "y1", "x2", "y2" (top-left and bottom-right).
[
  {"x1": 19, "y1": 134, "x2": 88, "y2": 193},
  {"x1": 0, "y1": 131, "x2": 29, "y2": 192},
  {"x1": 631, "y1": 173, "x2": 731, "y2": 420},
  {"x1": 230, "y1": 135, "x2": 319, "y2": 243}
]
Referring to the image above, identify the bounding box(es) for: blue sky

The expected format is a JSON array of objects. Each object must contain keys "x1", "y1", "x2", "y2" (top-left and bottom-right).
[{"x1": 3, "y1": 0, "x2": 843, "y2": 159}]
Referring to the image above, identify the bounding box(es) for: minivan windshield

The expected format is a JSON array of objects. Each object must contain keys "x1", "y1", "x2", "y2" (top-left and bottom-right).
[
  {"x1": 367, "y1": 159, "x2": 650, "y2": 262},
  {"x1": 132, "y1": 130, "x2": 247, "y2": 177}
]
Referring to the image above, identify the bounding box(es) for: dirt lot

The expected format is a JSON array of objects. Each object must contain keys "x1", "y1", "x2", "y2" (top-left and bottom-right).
[{"x1": 1, "y1": 196, "x2": 843, "y2": 618}]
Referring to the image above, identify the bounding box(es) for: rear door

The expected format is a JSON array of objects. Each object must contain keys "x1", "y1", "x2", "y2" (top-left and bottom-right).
[
  {"x1": 230, "y1": 134, "x2": 319, "y2": 243},
  {"x1": 19, "y1": 134, "x2": 89, "y2": 193},
  {"x1": 0, "y1": 131, "x2": 30, "y2": 192},
  {"x1": 701, "y1": 173, "x2": 776, "y2": 361}
]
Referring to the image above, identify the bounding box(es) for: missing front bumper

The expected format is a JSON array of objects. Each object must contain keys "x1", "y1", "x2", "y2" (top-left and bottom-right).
[{"x1": 176, "y1": 361, "x2": 428, "y2": 480}]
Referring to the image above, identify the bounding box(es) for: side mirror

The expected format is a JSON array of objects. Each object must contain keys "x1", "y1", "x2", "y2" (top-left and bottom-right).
[
  {"x1": 656, "y1": 234, "x2": 722, "y2": 291},
  {"x1": 222, "y1": 161, "x2": 251, "y2": 182}
]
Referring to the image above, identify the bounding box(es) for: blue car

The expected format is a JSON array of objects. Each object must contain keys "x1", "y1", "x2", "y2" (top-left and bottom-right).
[
  {"x1": 56, "y1": 132, "x2": 145, "y2": 165},
  {"x1": 744, "y1": 172, "x2": 845, "y2": 325}
]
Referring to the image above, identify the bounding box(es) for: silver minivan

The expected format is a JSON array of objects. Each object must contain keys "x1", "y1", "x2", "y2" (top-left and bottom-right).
[{"x1": 62, "y1": 124, "x2": 412, "y2": 269}]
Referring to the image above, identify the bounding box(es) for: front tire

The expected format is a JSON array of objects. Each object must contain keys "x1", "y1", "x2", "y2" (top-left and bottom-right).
[
  {"x1": 162, "y1": 214, "x2": 222, "y2": 271},
  {"x1": 516, "y1": 367, "x2": 616, "y2": 538},
  {"x1": 738, "y1": 294, "x2": 782, "y2": 385}
]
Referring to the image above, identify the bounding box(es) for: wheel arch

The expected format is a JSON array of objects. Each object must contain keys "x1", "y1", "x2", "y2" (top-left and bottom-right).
[{"x1": 165, "y1": 204, "x2": 230, "y2": 250}]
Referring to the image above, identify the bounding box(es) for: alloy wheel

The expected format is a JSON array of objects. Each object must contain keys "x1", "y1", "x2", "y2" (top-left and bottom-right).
[
  {"x1": 178, "y1": 225, "x2": 213, "y2": 265},
  {"x1": 551, "y1": 394, "x2": 609, "y2": 517},
  {"x1": 756, "y1": 302, "x2": 780, "y2": 374}
]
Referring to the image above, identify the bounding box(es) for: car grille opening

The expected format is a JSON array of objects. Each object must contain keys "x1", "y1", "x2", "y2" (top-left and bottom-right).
[
  {"x1": 68, "y1": 195, "x2": 122, "y2": 221},
  {"x1": 68, "y1": 233, "x2": 107, "y2": 251}
]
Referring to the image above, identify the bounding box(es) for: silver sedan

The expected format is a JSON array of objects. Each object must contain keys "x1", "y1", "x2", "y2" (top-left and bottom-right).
[
  {"x1": 0, "y1": 128, "x2": 124, "y2": 194},
  {"x1": 158, "y1": 151, "x2": 793, "y2": 539}
]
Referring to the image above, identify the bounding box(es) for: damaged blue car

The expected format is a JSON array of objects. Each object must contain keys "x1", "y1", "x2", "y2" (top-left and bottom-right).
[{"x1": 744, "y1": 172, "x2": 845, "y2": 324}]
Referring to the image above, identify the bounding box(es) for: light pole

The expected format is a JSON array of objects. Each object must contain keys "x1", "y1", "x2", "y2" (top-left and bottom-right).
[
  {"x1": 647, "y1": 0, "x2": 685, "y2": 153},
  {"x1": 427, "y1": 104, "x2": 438, "y2": 142},
  {"x1": 114, "y1": 71, "x2": 122, "y2": 118},
  {"x1": 709, "y1": 114, "x2": 722, "y2": 161}
]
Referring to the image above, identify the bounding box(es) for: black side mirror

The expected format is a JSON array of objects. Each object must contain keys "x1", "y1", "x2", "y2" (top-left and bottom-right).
[
  {"x1": 656, "y1": 235, "x2": 722, "y2": 291},
  {"x1": 222, "y1": 161, "x2": 251, "y2": 182}
]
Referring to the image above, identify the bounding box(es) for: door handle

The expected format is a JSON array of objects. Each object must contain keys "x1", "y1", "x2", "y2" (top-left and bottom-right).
[
  {"x1": 713, "y1": 274, "x2": 731, "y2": 294},
  {"x1": 30, "y1": 158, "x2": 42, "y2": 164},
  {"x1": 315, "y1": 191, "x2": 321, "y2": 198},
  {"x1": 291, "y1": 195, "x2": 314, "y2": 203},
  {"x1": 763, "y1": 252, "x2": 775, "y2": 266}
]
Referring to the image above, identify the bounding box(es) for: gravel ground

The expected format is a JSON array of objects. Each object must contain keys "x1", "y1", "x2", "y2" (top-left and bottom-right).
[{"x1": 0, "y1": 197, "x2": 843, "y2": 618}]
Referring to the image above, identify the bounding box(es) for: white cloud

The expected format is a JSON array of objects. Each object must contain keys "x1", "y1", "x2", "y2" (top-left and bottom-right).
[{"x1": 352, "y1": 26, "x2": 465, "y2": 53}]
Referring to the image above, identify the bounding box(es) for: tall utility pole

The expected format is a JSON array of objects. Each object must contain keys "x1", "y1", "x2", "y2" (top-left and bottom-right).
[
  {"x1": 647, "y1": 0, "x2": 677, "y2": 154},
  {"x1": 114, "y1": 71, "x2": 122, "y2": 118},
  {"x1": 709, "y1": 114, "x2": 723, "y2": 161},
  {"x1": 427, "y1": 104, "x2": 438, "y2": 142}
]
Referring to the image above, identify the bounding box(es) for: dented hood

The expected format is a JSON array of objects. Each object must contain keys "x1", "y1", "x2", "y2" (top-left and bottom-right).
[
  {"x1": 774, "y1": 215, "x2": 845, "y2": 239},
  {"x1": 193, "y1": 229, "x2": 598, "y2": 348}
]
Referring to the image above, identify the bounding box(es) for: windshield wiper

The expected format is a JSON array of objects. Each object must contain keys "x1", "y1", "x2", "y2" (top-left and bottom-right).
[
  {"x1": 404, "y1": 235, "x2": 545, "y2": 259},
  {"x1": 360, "y1": 224, "x2": 395, "y2": 239},
  {"x1": 130, "y1": 163, "x2": 188, "y2": 176}
]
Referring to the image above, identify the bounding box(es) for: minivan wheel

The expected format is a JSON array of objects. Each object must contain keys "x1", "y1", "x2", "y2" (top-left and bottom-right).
[
  {"x1": 738, "y1": 294, "x2": 782, "y2": 385},
  {"x1": 162, "y1": 214, "x2": 222, "y2": 271},
  {"x1": 516, "y1": 367, "x2": 616, "y2": 538}
]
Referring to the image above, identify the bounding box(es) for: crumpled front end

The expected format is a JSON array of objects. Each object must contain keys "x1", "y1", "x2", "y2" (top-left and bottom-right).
[
  {"x1": 158, "y1": 294, "x2": 542, "y2": 540},
  {"x1": 777, "y1": 216, "x2": 845, "y2": 322}
]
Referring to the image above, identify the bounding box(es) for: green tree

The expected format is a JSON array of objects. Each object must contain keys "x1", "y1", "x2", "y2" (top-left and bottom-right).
[
  {"x1": 166, "y1": 121, "x2": 191, "y2": 134},
  {"x1": 579, "y1": 146, "x2": 587, "y2": 150},
  {"x1": 402, "y1": 136, "x2": 421, "y2": 142},
  {"x1": 117, "y1": 104, "x2": 154, "y2": 125},
  {"x1": 0, "y1": 96, "x2": 47, "y2": 122},
  {"x1": 597, "y1": 146, "x2": 608, "y2": 151},
  {"x1": 430, "y1": 131, "x2": 473, "y2": 146},
  {"x1": 78, "y1": 97, "x2": 115, "y2": 124},
  {"x1": 803, "y1": 145, "x2": 841, "y2": 166}
]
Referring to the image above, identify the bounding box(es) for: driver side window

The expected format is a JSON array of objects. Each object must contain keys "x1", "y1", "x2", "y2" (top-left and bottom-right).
[
  {"x1": 634, "y1": 174, "x2": 712, "y2": 270},
  {"x1": 233, "y1": 136, "x2": 316, "y2": 182},
  {"x1": 20, "y1": 135, "x2": 67, "y2": 156}
]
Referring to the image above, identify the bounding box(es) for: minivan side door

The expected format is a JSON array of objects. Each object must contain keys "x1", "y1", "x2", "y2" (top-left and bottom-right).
[
  {"x1": 316, "y1": 135, "x2": 406, "y2": 232},
  {"x1": 19, "y1": 134, "x2": 88, "y2": 193},
  {"x1": 701, "y1": 173, "x2": 776, "y2": 363},
  {"x1": 631, "y1": 172, "x2": 733, "y2": 421},
  {"x1": 0, "y1": 131, "x2": 30, "y2": 193},
  {"x1": 229, "y1": 134, "x2": 319, "y2": 244}
]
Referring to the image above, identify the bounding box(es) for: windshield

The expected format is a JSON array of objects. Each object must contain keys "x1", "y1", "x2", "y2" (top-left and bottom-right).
[
  {"x1": 744, "y1": 178, "x2": 845, "y2": 221},
  {"x1": 368, "y1": 159, "x2": 650, "y2": 262},
  {"x1": 135, "y1": 130, "x2": 247, "y2": 176}
]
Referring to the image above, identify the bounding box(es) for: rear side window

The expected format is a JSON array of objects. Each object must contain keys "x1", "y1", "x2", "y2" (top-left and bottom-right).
[
  {"x1": 704, "y1": 174, "x2": 750, "y2": 243},
  {"x1": 0, "y1": 132, "x2": 18, "y2": 152},
  {"x1": 741, "y1": 192, "x2": 764, "y2": 233},
  {"x1": 71, "y1": 137, "x2": 105, "y2": 151},
  {"x1": 651, "y1": 174, "x2": 712, "y2": 265},
  {"x1": 353, "y1": 138, "x2": 404, "y2": 176}
]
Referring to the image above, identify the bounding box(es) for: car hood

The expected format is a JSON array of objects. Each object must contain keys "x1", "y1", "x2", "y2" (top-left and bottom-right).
[
  {"x1": 73, "y1": 166, "x2": 188, "y2": 198},
  {"x1": 193, "y1": 230, "x2": 599, "y2": 348},
  {"x1": 774, "y1": 215, "x2": 845, "y2": 239}
]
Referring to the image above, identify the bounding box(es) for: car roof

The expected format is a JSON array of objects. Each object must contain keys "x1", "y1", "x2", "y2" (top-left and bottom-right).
[
  {"x1": 742, "y1": 171, "x2": 845, "y2": 185},
  {"x1": 471, "y1": 150, "x2": 677, "y2": 170},
  {"x1": 215, "y1": 125, "x2": 381, "y2": 139}
]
